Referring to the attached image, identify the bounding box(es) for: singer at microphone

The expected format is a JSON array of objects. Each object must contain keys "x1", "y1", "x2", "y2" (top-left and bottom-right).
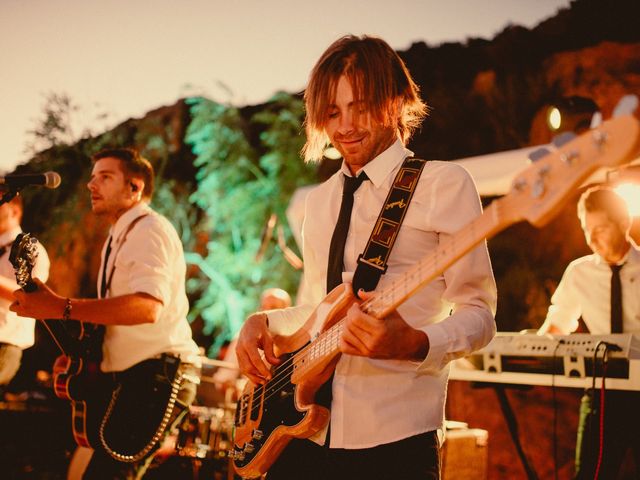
[{"x1": 0, "y1": 171, "x2": 61, "y2": 189}]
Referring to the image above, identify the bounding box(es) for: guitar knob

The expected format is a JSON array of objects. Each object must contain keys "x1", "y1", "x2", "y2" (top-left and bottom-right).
[{"x1": 252, "y1": 429, "x2": 264, "y2": 440}]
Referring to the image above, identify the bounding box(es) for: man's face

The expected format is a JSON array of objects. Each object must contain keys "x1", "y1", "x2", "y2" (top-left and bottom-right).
[
  {"x1": 582, "y1": 210, "x2": 629, "y2": 263},
  {"x1": 325, "y1": 75, "x2": 397, "y2": 175},
  {"x1": 87, "y1": 157, "x2": 136, "y2": 222}
]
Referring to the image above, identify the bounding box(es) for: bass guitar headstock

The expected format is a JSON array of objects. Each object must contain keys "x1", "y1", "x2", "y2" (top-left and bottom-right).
[{"x1": 493, "y1": 114, "x2": 640, "y2": 229}]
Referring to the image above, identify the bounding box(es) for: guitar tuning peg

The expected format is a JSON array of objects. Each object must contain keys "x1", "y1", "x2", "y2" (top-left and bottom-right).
[
  {"x1": 243, "y1": 443, "x2": 255, "y2": 453},
  {"x1": 612, "y1": 94, "x2": 638, "y2": 118},
  {"x1": 232, "y1": 449, "x2": 246, "y2": 461},
  {"x1": 551, "y1": 132, "x2": 577, "y2": 149},
  {"x1": 528, "y1": 147, "x2": 551, "y2": 163},
  {"x1": 590, "y1": 111, "x2": 603, "y2": 129}
]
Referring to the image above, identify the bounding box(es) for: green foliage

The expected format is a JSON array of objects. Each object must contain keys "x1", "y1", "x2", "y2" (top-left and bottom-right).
[{"x1": 185, "y1": 93, "x2": 316, "y2": 355}]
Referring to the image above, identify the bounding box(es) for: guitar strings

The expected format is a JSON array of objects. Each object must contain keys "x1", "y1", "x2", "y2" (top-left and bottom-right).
[
  {"x1": 244, "y1": 321, "x2": 344, "y2": 417},
  {"x1": 241, "y1": 211, "x2": 493, "y2": 418},
  {"x1": 241, "y1": 236, "x2": 461, "y2": 416}
]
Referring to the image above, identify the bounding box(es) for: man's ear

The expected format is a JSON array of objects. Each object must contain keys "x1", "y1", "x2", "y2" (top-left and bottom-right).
[{"x1": 130, "y1": 180, "x2": 143, "y2": 194}]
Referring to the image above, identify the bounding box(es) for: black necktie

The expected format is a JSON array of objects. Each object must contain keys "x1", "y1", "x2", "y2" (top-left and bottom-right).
[
  {"x1": 326, "y1": 173, "x2": 368, "y2": 292},
  {"x1": 100, "y1": 236, "x2": 113, "y2": 298},
  {"x1": 610, "y1": 263, "x2": 623, "y2": 333}
]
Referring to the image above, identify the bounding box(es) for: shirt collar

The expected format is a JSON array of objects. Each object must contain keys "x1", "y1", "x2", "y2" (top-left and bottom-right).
[
  {"x1": 339, "y1": 138, "x2": 413, "y2": 189},
  {"x1": 109, "y1": 202, "x2": 151, "y2": 242},
  {"x1": 593, "y1": 243, "x2": 637, "y2": 266},
  {"x1": 622, "y1": 244, "x2": 640, "y2": 264}
]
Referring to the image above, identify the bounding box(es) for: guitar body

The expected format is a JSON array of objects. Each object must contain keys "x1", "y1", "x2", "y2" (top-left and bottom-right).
[
  {"x1": 232, "y1": 284, "x2": 355, "y2": 478},
  {"x1": 53, "y1": 353, "x2": 108, "y2": 449},
  {"x1": 45, "y1": 318, "x2": 107, "y2": 448},
  {"x1": 10, "y1": 232, "x2": 109, "y2": 449}
]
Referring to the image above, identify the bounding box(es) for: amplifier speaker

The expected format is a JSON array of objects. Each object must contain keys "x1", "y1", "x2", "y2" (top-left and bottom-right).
[{"x1": 442, "y1": 427, "x2": 488, "y2": 480}]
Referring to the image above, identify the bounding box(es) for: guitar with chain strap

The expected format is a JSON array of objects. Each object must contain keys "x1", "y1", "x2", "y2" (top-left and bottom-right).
[
  {"x1": 231, "y1": 114, "x2": 640, "y2": 478},
  {"x1": 10, "y1": 232, "x2": 106, "y2": 449},
  {"x1": 10, "y1": 231, "x2": 185, "y2": 463}
]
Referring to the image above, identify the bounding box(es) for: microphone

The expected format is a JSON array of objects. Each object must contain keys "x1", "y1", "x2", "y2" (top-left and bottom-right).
[{"x1": 0, "y1": 171, "x2": 61, "y2": 189}]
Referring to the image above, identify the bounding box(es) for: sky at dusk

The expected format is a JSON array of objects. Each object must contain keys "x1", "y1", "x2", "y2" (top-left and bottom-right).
[{"x1": 0, "y1": 0, "x2": 571, "y2": 173}]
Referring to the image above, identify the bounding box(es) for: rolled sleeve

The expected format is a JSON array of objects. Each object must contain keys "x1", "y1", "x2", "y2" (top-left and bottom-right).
[
  {"x1": 33, "y1": 242, "x2": 50, "y2": 283},
  {"x1": 267, "y1": 304, "x2": 315, "y2": 336},
  {"x1": 118, "y1": 220, "x2": 174, "y2": 305},
  {"x1": 540, "y1": 263, "x2": 582, "y2": 334}
]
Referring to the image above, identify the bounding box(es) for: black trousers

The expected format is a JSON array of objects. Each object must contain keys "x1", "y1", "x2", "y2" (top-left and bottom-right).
[
  {"x1": 82, "y1": 359, "x2": 198, "y2": 480},
  {"x1": 267, "y1": 431, "x2": 441, "y2": 480},
  {"x1": 575, "y1": 389, "x2": 640, "y2": 480}
]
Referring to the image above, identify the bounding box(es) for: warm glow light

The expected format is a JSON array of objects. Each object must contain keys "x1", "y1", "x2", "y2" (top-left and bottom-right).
[
  {"x1": 547, "y1": 107, "x2": 561, "y2": 130},
  {"x1": 614, "y1": 183, "x2": 640, "y2": 217}
]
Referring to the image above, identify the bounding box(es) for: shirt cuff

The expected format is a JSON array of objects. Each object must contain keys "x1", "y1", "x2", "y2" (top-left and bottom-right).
[
  {"x1": 266, "y1": 304, "x2": 315, "y2": 336},
  {"x1": 412, "y1": 322, "x2": 449, "y2": 374}
]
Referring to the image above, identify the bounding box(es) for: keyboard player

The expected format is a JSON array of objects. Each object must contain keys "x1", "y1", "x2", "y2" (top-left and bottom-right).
[{"x1": 538, "y1": 186, "x2": 640, "y2": 479}]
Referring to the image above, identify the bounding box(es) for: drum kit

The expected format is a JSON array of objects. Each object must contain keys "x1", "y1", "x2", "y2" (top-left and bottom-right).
[
  {"x1": 170, "y1": 356, "x2": 245, "y2": 480},
  {"x1": 67, "y1": 356, "x2": 246, "y2": 480}
]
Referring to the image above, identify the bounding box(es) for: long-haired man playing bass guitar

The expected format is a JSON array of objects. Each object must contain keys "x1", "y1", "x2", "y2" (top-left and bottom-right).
[
  {"x1": 235, "y1": 35, "x2": 497, "y2": 480},
  {"x1": 11, "y1": 148, "x2": 201, "y2": 479}
]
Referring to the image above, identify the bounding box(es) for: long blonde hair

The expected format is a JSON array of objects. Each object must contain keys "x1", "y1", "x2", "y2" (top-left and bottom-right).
[{"x1": 302, "y1": 35, "x2": 427, "y2": 162}]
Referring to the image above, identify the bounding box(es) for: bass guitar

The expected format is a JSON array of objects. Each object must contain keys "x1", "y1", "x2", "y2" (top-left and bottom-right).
[
  {"x1": 232, "y1": 114, "x2": 640, "y2": 478},
  {"x1": 10, "y1": 232, "x2": 105, "y2": 449}
]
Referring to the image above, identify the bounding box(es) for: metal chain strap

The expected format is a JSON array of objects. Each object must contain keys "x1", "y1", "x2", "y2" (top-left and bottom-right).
[{"x1": 98, "y1": 373, "x2": 184, "y2": 463}]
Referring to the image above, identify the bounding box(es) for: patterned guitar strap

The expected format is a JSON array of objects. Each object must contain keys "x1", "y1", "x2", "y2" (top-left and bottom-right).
[
  {"x1": 352, "y1": 157, "x2": 428, "y2": 293},
  {"x1": 320, "y1": 157, "x2": 428, "y2": 435}
]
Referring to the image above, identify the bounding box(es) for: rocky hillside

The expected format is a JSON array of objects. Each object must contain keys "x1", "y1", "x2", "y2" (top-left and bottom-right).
[{"x1": 13, "y1": 0, "x2": 640, "y2": 349}]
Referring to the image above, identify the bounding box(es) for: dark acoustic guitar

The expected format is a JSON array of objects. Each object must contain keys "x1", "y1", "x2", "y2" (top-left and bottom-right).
[{"x1": 10, "y1": 232, "x2": 105, "y2": 449}]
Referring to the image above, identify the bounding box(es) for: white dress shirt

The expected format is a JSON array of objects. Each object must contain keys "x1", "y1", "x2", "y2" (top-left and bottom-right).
[
  {"x1": 98, "y1": 202, "x2": 200, "y2": 372},
  {"x1": 541, "y1": 245, "x2": 640, "y2": 334},
  {"x1": 0, "y1": 226, "x2": 50, "y2": 349},
  {"x1": 268, "y1": 139, "x2": 497, "y2": 448}
]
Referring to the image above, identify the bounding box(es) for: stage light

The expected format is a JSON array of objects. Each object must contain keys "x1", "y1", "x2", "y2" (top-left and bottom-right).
[
  {"x1": 614, "y1": 183, "x2": 640, "y2": 217},
  {"x1": 546, "y1": 96, "x2": 599, "y2": 134},
  {"x1": 606, "y1": 164, "x2": 640, "y2": 245},
  {"x1": 547, "y1": 107, "x2": 562, "y2": 131}
]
